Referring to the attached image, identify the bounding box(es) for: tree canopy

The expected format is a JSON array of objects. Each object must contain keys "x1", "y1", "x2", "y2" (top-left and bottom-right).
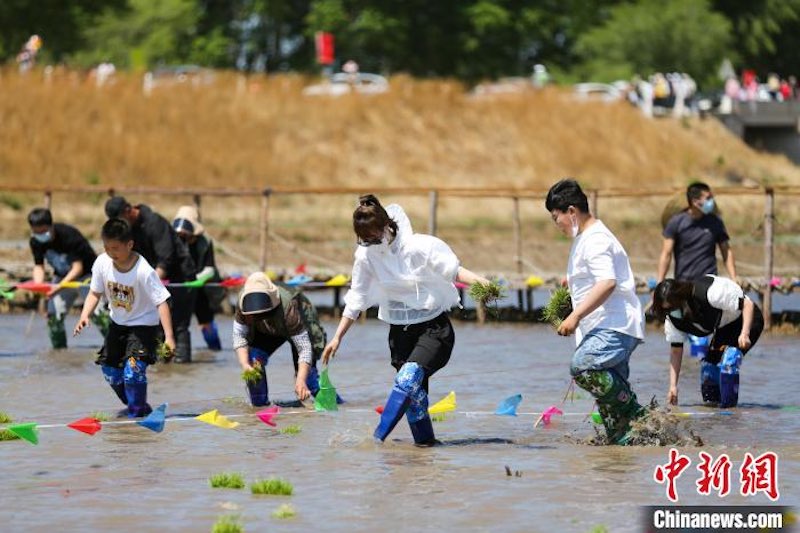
[{"x1": 2, "y1": 0, "x2": 799, "y2": 86}]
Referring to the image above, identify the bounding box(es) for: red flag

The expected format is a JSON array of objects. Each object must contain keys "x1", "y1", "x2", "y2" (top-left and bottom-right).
[
  {"x1": 67, "y1": 417, "x2": 102, "y2": 436},
  {"x1": 315, "y1": 32, "x2": 335, "y2": 65}
]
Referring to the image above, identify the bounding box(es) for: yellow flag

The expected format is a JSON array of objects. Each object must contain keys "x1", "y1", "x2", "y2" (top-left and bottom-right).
[
  {"x1": 325, "y1": 274, "x2": 350, "y2": 287},
  {"x1": 428, "y1": 391, "x2": 456, "y2": 415},
  {"x1": 525, "y1": 276, "x2": 544, "y2": 288},
  {"x1": 195, "y1": 409, "x2": 239, "y2": 429}
]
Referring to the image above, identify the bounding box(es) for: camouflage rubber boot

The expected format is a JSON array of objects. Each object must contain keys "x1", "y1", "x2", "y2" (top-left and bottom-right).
[
  {"x1": 575, "y1": 370, "x2": 644, "y2": 445},
  {"x1": 47, "y1": 315, "x2": 68, "y2": 349},
  {"x1": 91, "y1": 309, "x2": 111, "y2": 337}
]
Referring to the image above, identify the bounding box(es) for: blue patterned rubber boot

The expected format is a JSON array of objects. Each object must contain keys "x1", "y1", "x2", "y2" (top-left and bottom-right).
[
  {"x1": 719, "y1": 347, "x2": 742, "y2": 408},
  {"x1": 123, "y1": 357, "x2": 152, "y2": 417},
  {"x1": 409, "y1": 416, "x2": 436, "y2": 446},
  {"x1": 700, "y1": 359, "x2": 721, "y2": 403},
  {"x1": 375, "y1": 362, "x2": 428, "y2": 442},
  {"x1": 688, "y1": 335, "x2": 710, "y2": 358},
  {"x1": 374, "y1": 389, "x2": 410, "y2": 442},
  {"x1": 201, "y1": 322, "x2": 222, "y2": 351},
  {"x1": 101, "y1": 365, "x2": 128, "y2": 406}
]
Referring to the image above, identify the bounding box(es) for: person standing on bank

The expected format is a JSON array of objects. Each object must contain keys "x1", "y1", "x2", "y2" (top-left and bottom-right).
[
  {"x1": 657, "y1": 182, "x2": 737, "y2": 405},
  {"x1": 28, "y1": 207, "x2": 109, "y2": 349},
  {"x1": 105, "y1": 196, "x2": 196, "y2": 363},
  {"x1": 546, "y1": 179, "x2": 645, "y2": 445},
  {"x1": 653, "y1": 276, "x2": 763, "y2": 409},
  {"x1": 173, "y1": 205, "x2": 224, "y2": 351},
  {"x1": 322, "y1": 194, "x2": 489, "y2": 446}
]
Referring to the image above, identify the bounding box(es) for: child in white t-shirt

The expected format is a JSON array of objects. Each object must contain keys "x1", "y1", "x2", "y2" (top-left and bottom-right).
[
  {"x1": 545, "y1": 179, "x2": 645, "y2": 444},
  {"x1": 74, "y1": 219, "x2": 174, "y2": 417}
]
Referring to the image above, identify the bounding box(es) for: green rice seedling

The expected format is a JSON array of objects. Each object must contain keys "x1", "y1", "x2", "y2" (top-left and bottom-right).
[
  {"x1": 542, "y1": 286, "x2": 572, "y2": 328},
  {"x1": 271, "y1": 504, "x2": 296, "y2": 519},
  {"x1": 0, "y1": 411, "x2": 12, "y2": 424},
  {"x1": 156, "y1": 342, "x2": 174, "y2": 362},
  {"x1": 209, "y1": 472, "x2": 246, "y2": 489},
  {"x1": 211, "y1": 515, "x2": 243, "y2": 533},
  {"x1": 250, "y1": 478, "x2": 293, "y2": 496},
  {"x1": 241, "y1": 361, "x2": 263, "y2": 385},
  {"x1": 90, "y1": 411, "x2": 111, "y2": 422},
  {"x1": 588, "y1": 526, "x2": 609, "y2": 533},
  {"x1": 468, "y1": 280, "x2": 506, "y2": 307},
  {"x1": 0, "y1": 429, "x2": 21, "y2": 441},
  {"x1": 431, "y1": 414, "x2": 447, "y2": 423},
  {"x1": 279, "y1": 425, "x2": 302, "y2": 435}
]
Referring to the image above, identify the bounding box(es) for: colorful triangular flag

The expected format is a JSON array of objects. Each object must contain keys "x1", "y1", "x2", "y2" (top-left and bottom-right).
[
  {"x1": 534, "y1": 405, "x2": 564, "y2": 428},
  {"x1": 7, "y1": 422, "x2": 38, "y2": 445},
  {"x1": 196, "y1": 409, "x2": 239, "y2": 429},
  {"x1": 495, "y1": 394, "x2": 522, "y2": 416},
  {"x1": 138, "y1": 403, "x2": 167, "y2": 433},
  {"x1": 68, "y1": 417, "x2": 102, "y2": 436},
  {"x1": 256, "y1": 406, "x2": 280, "y2": 427},
  {"x1": 591, "y1": 412, "x2": 603, "y2": 425},
  {"x1": 314, "y1": 368, "x2": 339, "y2": 412},
  {"x1": 325, "y1": 274, "x2": 349, "y2": 287},
  {"x1": 429, "y1": 391, "x2": 457, "y2": 415}
]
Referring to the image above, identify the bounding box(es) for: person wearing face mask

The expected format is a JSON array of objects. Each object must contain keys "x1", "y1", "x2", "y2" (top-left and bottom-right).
[
  {"x1": 545, "y1": 179, "x2": 645, "y2": 445},
  {"x1": 322, "y1": 194, "x2": 489, "y2": 447},
  {"x1": 233, "y1": 272, "x2": 340, "y2": 407},
  {"x1": 172, "y1": 205, "x2": 224, "y2": 351},
  {"x1": 27, "y1": 207, "x2": 110, "y2": 349},
  {"x1": 653, "y1": 276, "x2": 763, "y2": 408},
  {"x1": 657, "y1": 182, "x2": 737, "y2": 406}
]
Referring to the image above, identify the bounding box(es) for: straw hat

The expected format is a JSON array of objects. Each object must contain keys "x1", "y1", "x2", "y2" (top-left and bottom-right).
[
  {"x1": 238, "y1": 272, "x2": 281, "y2": 314},
  {"x1": 172, "y1": 205, "x2": 205, "y2": 236}
]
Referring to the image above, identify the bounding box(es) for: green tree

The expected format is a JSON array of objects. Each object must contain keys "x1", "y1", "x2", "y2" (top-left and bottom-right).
[{"x1": 576, "y1": 0, "x2": 732, "y2": 87}]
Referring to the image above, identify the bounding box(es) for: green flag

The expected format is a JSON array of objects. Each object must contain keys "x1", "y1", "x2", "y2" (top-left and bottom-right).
[
  {"x1": 183, "y1": 271, "x2": 215, "y2": 288},
  {"x1": 314, "y1": 368, "x2": 338, "y2": 412},
  {"x1": 8, "y1": 423, "x2": 38, "y2": 445}
]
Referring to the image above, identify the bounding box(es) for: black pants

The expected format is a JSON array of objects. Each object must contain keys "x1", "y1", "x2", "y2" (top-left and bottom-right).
[
  {"x1": 96, "y1": 321, "x2": 162, "y2": 367},
  {"x1": 706, "y1": 304, "x2": 765, "y2": 364},
  {"x1": 169, "y1": 286, "x2": 197, "y2": 362},
  {"x1": 388, "y1": 313, "x2": 454, "y2": 392}
]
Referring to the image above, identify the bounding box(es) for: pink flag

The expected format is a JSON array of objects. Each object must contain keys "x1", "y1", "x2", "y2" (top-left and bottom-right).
[
  {"x1": 256, "y1": 406, "x2": 280, "y2": 427},
  {"x1": 534, "y1": 405, "x2": 563, "y2": 428}
]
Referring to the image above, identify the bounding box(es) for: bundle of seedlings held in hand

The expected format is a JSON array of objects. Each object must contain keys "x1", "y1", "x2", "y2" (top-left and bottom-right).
[
  {"x1": 468, "y1": 279, "x2": 506, "y2": 316},
  {"x1": 542, "y1": 286, "x2": 572, "y2": 328},
  {"x1": 156, "y1": 341, "x2": 174, "y2": 363},
  {"x1": 241, "y1": 361, "x2": 263, "y2": 384}
]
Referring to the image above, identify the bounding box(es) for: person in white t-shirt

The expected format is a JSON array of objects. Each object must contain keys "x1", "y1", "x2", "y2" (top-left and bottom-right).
[
  {"x1": 545, "y1": 179, "x2": 645, "y2": 444},
  {"x1": 74, "y1": 219, "x2": 175, "y2": 418},
  {"x1": 322, "y1": 194, "x2": 489, "y2": 446}
]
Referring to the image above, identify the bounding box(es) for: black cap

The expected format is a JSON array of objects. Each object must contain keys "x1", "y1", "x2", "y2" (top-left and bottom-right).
[{"x1": 105, "y1": 196, "x2": 131, "y2": 219}]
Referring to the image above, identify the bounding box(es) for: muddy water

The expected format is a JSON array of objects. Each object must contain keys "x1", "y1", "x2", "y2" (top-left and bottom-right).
[{"x1": 0, "y1": 315, "x2": 797, "y2": 532}]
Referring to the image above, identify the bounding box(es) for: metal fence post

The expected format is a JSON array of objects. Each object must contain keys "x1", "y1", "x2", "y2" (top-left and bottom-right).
[
  {"x1": 259, "y1": 188, "x2": 272, "y2": 271},
  {"x1": 763, "y1": 187, "x2": 774, "y2": 330},
  {"x1": 428, "y1": 190, "x2": 438, "y2": 236}
]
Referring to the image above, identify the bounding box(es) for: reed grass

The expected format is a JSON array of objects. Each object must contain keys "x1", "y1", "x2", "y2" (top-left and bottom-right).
[
  {"x1": 250, "y1": 478, "x2": 293, "y2": 496},
  {"x1": 209, "y1": 472, "x2": 246, "y2": 489},
  {"x1": 211, "y1": 515, "x2": 243, "y2": 533}
]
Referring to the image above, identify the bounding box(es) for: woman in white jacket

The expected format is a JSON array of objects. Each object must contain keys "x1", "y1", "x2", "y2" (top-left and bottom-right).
[{"x1": 322, "y1": 194, "x2": 488, "y2": 446}]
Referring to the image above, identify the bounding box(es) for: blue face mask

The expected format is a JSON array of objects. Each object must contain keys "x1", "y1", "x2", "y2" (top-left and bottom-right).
[
  {"x1": 32, "y1": 231, "x2": 52, "y2": 243},
  {"x1": 700, "y1": 198, "x2": 715, "y2": 215},
  {"x1": 669, "y1": 308, "x2": 683, "y2": 320}
]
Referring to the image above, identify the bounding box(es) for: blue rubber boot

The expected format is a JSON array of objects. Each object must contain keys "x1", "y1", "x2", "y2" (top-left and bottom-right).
[
  {"x1": 719, "y1": 347, "x2": 742, "y2": 408},
  {"x1": 374, "y1": 388, "x2": 410, "y2": 442},
  {"x1": 246, "y1": 347, "x2": 270, "y2": 406},
  {"x1": 101, "y1": 365, "x2": 128, "y2": 406},
  {"x1": 700, "y1": 359, "x2": 721, "y2": 403},
  {"x1": 201, "y1": 321, "x2": 222, "y2": 351},
  {"x1": 688, "y1": 335, "x2": 710, "y2": 358},
  {"x1": 123, "y1": 357, "x2": 152, "y2": 417}
]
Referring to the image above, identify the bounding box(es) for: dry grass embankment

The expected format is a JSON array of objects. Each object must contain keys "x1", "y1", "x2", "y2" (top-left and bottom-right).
[{"x1": 1, "y1": 69, "x2": 799, "y2": 277}]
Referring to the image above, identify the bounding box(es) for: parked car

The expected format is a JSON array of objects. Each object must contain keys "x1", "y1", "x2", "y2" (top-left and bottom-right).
[
  {"x1": 302, "y1": 73, "x2": 389, "y2": 96},
  {"x1": 573, "y1": 82, "x2": 623, "y2": 102}
]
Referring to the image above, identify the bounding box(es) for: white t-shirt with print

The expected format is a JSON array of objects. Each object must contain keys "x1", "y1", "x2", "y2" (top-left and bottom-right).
[
  {"x1": 90, "y1": 253, "x2": 171, "y2": 326},
  {"x1": 664, "y1": 275, "x2": 746, "y2": 343},
  {"x1": 567, "y1": 220, "x2": 644, "y2": 345}
]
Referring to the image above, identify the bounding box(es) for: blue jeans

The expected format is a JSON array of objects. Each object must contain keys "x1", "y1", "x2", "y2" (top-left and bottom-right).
[{"x1": 570, "y1": 328, "x2": 642, "y2": 380}]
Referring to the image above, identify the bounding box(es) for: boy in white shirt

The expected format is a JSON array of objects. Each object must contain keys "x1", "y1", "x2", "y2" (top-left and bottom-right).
[
  {"x1": 545, "y1": 179, "x2": 645, "y2": 444},
  {"x1": 74, "y1": 219, "x2": 175, "y2": 417}
]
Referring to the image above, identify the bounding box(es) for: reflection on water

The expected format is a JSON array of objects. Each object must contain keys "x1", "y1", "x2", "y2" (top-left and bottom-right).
[{"x1": 0, "y1": 315, "x2": 797, "y2": 532}]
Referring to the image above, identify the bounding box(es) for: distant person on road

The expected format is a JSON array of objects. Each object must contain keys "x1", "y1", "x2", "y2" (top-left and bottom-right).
[
  {"x1": 322, "y1": 194, "x2": 489, "y2": 446},
  {"x1": 657, "y1": 182, "x2": 737, "y2": 406},
  {"x1": 105, "y1": 196, "x2": 196, "y2": 363},
  {"x1": 173, "y1": 205, "x2": 223, "y2": 351},
  {"x1": 545, "y1": 179, "x2": 645, "y2": 445},
  {"x1": 28, "y1": 207, "x2": 109, "y2": 349}
]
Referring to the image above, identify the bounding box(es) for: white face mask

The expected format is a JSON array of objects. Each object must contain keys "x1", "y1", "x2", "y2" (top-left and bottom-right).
[
  {"x1": 669, "y1": 308, "x2": 683, "y2": 320},
  {"x1": 700, "y1": 197, "x2": 715, "y2": 215},
  {"x1": 32, "y1": 231, "x2": 52, "y2": 243}
]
